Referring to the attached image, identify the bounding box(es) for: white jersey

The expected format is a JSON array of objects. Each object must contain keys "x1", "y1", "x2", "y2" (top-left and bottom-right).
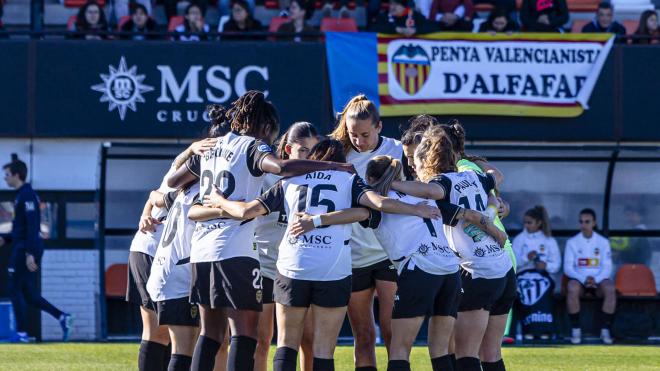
[
  {"x1": 346, "y1": 136, "x2": 404, "y2": 268},
  {"x1": 563, "y1": 232, "x2": 612, "y2": 284},
  {"x1": 188, "y1": 131, "x2": 273, "y2": 263},
  {"x1": 254, "y1": 173, "x2": 286, "y2": 280},
  {"x1": 512, "y1": 230, "x2": 561, "y2": 273},
  {"x1": 147, "y1": 184, "x2": 199, "y2": 301},
  {"x1": 258, "y1": 170, "x2": 371, "y2": 281},
  {"x1": 434, "y1": 171, "x2": 512, "y2": 279},
  {"x1": 130, "y1": 163, "x2": 177, "y2": 257},
  {"x1": 368, "y1": 191, "x2": 461, "y2": 276}
]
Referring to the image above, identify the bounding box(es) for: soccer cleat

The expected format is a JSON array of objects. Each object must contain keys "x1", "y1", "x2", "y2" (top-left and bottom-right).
[
  {"x1": 570, "y1": 328, "x2": 582, "y2": 344},
  {"x1": 9, "y1": 332, "x2": 30, "y2": 343},
  {"x1": 60, "y1": 313, "x2": 74, "y2": 341},
  {"x1": 600, "y1": 328, "x2": 613, "y2": 345}
]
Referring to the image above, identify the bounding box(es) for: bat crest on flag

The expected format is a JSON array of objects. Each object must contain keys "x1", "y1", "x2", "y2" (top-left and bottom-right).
[{"x1": 391, "y1": 44, "x2": 431, "y2": 96}]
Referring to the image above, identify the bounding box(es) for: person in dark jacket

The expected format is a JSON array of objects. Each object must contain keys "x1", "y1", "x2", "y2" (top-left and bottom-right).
[
  {"x1": 276, "y1": 0, "x2": 318, "y2": 42},
  {"x1": 68, "y1": 0, "x2": 110, "y2": 40},
  {"x1": 581, "y1": 2, "x2": 626, "y2": 37},
  {"x1": 119, "y1": 3, "x2": 158, "y2": 40},
  {"x1": 633, "y1": 9, "x2": 659, "y2": 44},
  {"x1": 371, "y1": 0, "x2": 433, "y2": 36},
  {"x1": 479, "y1": 7, "x2": 519, "y2": 33},
  {"x1": 520, "y1": 0, "x2": 569, "y2": 32},
  {"x1": 428, "y1": 0, "x2": 475, "y2": 31},
  {"x1": 1, "y1": 154, "x2": 72, "y2": 343},
  {"x1": 220, "y1": 0, "x2": 264, "y2": 40}
]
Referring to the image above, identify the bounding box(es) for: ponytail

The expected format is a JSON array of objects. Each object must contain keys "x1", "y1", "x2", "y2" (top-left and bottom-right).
[
  {"x1": 330, "y1": 94, "x2": 380, "y2": 154},
  {"x1": 525, "y1": 205, "x2": 552, "y2": 237},
  {"x1": 275, "y1": 121, "x2": 318, "y2": 159},
  {"x1": 365, "y1": 155, "x2": 403, "y2": 196},
  {"x1": 414, "y1": 126, "x2": 457, "y2": 182},
  {"x1": 206, "y1": 104, "x2": 230, "y2": 138}
]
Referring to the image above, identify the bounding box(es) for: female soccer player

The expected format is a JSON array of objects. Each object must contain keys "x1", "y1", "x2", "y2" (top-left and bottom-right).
[
  {"x1": 391, "y1": 126, "x2": 515, "y2": 371},
  {"x1": 202, "y1": 139, "x2": 441, "y2": 371},
  {"x1": 253, "y1": 122, "x2": 320, "y2": 371},
  {"x1": 291, "y1": 155, "x2": 507, "y2": 371},
  {"x1": 330, "y1": 95, "x2": 407, "y2": 370},
  {"x1": 167, "y1": 91, "x2": 353, "y2": 371},
  {"x1": 512, "y1": 206, "x2": 561, "y2": 274}
]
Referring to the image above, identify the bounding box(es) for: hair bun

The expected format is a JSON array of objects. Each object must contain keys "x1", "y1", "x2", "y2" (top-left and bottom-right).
[
  {"x1": 10, "y1": 153, "x2": 18, "y2": 162},
  {"x1": 207, "y1": 104, "x2": 227, "y2": 121}
]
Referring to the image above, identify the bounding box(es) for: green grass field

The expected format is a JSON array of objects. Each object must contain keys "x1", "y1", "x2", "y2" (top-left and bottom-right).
[{"x1": 0, "y1": 343, "x2": 658, "y2": 370}]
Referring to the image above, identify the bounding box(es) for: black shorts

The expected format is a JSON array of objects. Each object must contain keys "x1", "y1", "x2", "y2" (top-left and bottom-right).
[
  {"x1": 126, "y1": 251, "x2": 156, "y2": 311},
  {"x1": 274, "y1": 272, "x2": 352, "y2": 308},
  {"x1": 262, "y1": 276, "x2": 275, "y2": 305},
  {"x1": 459, "y1": 268, "x2": 517, "y2": 315},
  {"x1": 190, "y1": 257, "x2": 263, "y2": 311},
  {"x1": 157, "y1": 297, "x2": 200, "y2": 327},
  {"x1": 393, "y1": 264, "x2": 461, "y2": 319},
  {"x1": 351, "y1": 259, "x2": 397, "y2": 292}
]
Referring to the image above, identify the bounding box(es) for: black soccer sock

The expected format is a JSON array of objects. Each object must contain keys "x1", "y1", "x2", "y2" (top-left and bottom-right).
[
  {"x1": 602, "y1": 311, "x2": 614, "y2": 330},
  {"x1": 481, "y1": 359, "x2": 506, "y2": 371},
  {"x1": 191, "y1": 335, "x2": 221, "y2": 371},
  {"x1": 432, "y1": 354, "x2": 455, "y2": 371},
  {"x1": 313, "y1": 357, "x2": 335, "y2": 371},
  {"x1": 456, "y1": 357, "x2": 482, "y2": 371},
  {"x1": 162, "y1": 344, "x2": 171, "y2": 371},
  {"x1": 569, "y1": 313, "x2": 580, "y2": 328},
  {"x1": 387, "y1": 359, "x2": 411, "y2": 371},
  {"x1": 227, "y1": 335, "x2": 257, "y2": 371},
  {"x1": 449, "y1": 354, "x2": 457, "y2": 370},
  {"x1": 273, "y1": 346, "x2": 298, "y2": 371},
  {"x1": 356, "y1": 367, "x2": 378, "y2": 371},
  {"x1": 168, "y1": 354, "x2": 192, "y2": 371},
  {"x1": 138, "y1": 340, "x2": 168, "y2": 371}
]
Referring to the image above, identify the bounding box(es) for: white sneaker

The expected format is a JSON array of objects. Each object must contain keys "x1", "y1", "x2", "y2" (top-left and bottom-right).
[
  {"x1": 524, "y1": 334, "x2": 534, "y2": 341},
  {"x1": 601, "y1": 328, "x2": 613, "y2": 345},
  {"x1": 570, "y1": 328, "x2": 582, "y2": 344}
]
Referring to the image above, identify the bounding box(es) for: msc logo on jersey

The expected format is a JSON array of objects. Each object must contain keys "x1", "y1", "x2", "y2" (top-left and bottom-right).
[
  {"x1": 391, "y1": 44, "x2": 431, "y2": 96},
  {"x1": 91, "y1": 56, "x2": 154, "y2": 121}
]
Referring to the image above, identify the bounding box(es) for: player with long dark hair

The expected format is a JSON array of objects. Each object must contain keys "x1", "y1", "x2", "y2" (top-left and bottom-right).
[
  {"x1": 202, "y1": 138, "x2": 442, "y2": 371},
  {"x1": 167, "y1": 91, "x2": 353, "y2": 371}
]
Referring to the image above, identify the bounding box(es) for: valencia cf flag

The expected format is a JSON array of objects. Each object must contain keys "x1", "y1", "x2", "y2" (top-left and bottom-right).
[{"x1": 391, "y1": 44, "x2": 431, "y2": 96}]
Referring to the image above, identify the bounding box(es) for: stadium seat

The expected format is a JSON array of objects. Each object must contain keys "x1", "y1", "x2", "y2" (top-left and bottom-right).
[
  {"x1": 105, "y1": 264, "x2": 128, "y2": 298},
  {"x1": 623, "y1": 19, "x2": 639, "y2": 35},
  {"x1": 66, "y1": 15, "x2": 76, "y2": 31},
  {"x1": 320, "y1": 17, "x2": 358, "y2": 32},
  {"x1": 64, "y1": 0, "x2": 106, "y2": 8},
  {"x1": 571, "y1": 19, "x2": 590, "y2": 33},
  {"x1": 117, "y1": 15, "x2": 130, "y2": 31},
  {"x1": 615, "y1": 264, "x2": 657, "y2": 297},
  {"x1": 168, "y1": 15, "x2": 185, "y2": 32},
  {"x1": 566, "y1": 0, "x2": 599, "y2": 11},
  {"x1": 264, "y1": 0, "x2": 279, "y2": 9},
  {"x1": 268, "y1": 16, "x2": 290, "y2": 32}
]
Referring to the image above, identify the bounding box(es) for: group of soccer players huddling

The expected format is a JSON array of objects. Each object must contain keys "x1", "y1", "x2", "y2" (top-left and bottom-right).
[{"x1": 126, "y1": 90, "x2": 516, "y2": 371}]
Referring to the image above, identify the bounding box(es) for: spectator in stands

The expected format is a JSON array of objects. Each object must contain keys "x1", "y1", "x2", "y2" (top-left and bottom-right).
[
  {"x1": 321, "y1": 0, "x2": 351, "y2": 19},
  {"x1": 633, "y1": 10, "x2": 659, "y2": 44},
  {"x1": 219, "y1": 0, "x2": 255, "y2": 17},
  {"x1": 220, "y1": 0, "x2": 264, "y2": 40},
  {"x1": 564, "y1": 208, "x2": 615, "y2": 345},
  {"x1": 174, "y1": 3, "x2": 210, "y2": 41},
  {"x1": 371, "y1": 0, "x2": 432, "y2": 36},
  {"x1": 276, "y1": 0, "x2": 317, "y2": 42},
  {"x1": 428, "y1": 0, "x2": 475, "y2": 31},
  {"x1": 520, "y1": 0, "x2": 568, "y2": 32},
  {"x1": 119, "y1": 3, "x2": 158, "y2": 40},
  {"x1": 69, "y1": 1, "x2": 109, "y2": 40},
  {"x1": 479, "y1": 7, "x2": 519, "y2": 33},
  {"x1": 164, "y1": 0, "x2": 209, "y2": 22},
  {"x1": 513, "y1": 206, "x2": 561, "y2": 274},
  {"x1": 581, "y1": 2, "x2": 626, "y2": 37},
  {"x1": 114, "y1": 0, "x2": 152, "y2": 22}
]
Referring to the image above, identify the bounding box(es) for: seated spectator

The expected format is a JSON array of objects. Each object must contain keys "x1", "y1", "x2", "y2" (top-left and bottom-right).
[
  {"x1": 479, "y1": 7, "x2": 519, "y2": 33},
  {"x1": 220, "y1": 0, "x2": 264, "y2": 40},
  {"x1": 114, "y1": 0, "x2": 152, "y2": 21},
  {"x1": 633, "y1": 9, "x2": 659, "y2": 44},
  {"x1": 276, "y1": 0, "x2": 317, "y2": 42},
  {"x1": 321, "y1": 1, "x2": 351, "y2": 19},
  {"x1": 164, "y1": 0, "x2": 209, "y2": 23},
  {"x1": 371, "y1": 0, "x2": 433, "y2": 36},
  {"x1": 219, "y1": 0, "x2": 255, "y2": 17},
  {"x1": 581, "y1": 1, "x2": 626, "y2": 37},
  {"x1": 120, "y1": 3, "x2": 158, "y2": 40},
  {"x1": 520, "y1": 0, "x2": 568, "y2": 32},
  {"x1": 513, "y1": 205, "x2": 561, "y2": 274},
  {"x1": 564, "y1": 208, "x2": 615, "y2": 345},
  {"x1": 69, "y1": 1, "x2": 109, "y2": 40},
  {"x1": 174, "y1": 3, "x2": 210, "y2": 41},
  {"x1": 428, "y1": 0, "x2": 474, "y2": 31}
]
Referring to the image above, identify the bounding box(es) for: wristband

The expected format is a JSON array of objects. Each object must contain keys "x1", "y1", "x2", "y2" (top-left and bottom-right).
[{"x1": 312, "y1": 215, "x2": 323, "y2": 228}]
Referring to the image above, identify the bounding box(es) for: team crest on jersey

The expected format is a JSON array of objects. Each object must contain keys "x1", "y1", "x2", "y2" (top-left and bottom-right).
[
  {"x1": 474, "y1": 246, "x2": 486, "y2": 257},
  {"x1": 594, "y1": 247, "x2": 600, "y2": 256},
  {"x1": 391, "y1": 44, "x2": 431, "y2": 96},
  {"x1": 539, "y1": 245, "x2": 545, "y2": 253},
  {"x1": 255, "y1": 289, "x2": 263, "y2": 303},
  {"x1": 91, "y1": 56, "x2": 154, "y2": 121},
  {"x1": 190, "y1": 305, "x2": 199, "y2": 319}
]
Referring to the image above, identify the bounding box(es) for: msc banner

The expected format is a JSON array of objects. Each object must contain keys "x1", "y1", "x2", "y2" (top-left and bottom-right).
[{"x1": 326, "y1": 32, "x2": 614, "y2": 118}]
